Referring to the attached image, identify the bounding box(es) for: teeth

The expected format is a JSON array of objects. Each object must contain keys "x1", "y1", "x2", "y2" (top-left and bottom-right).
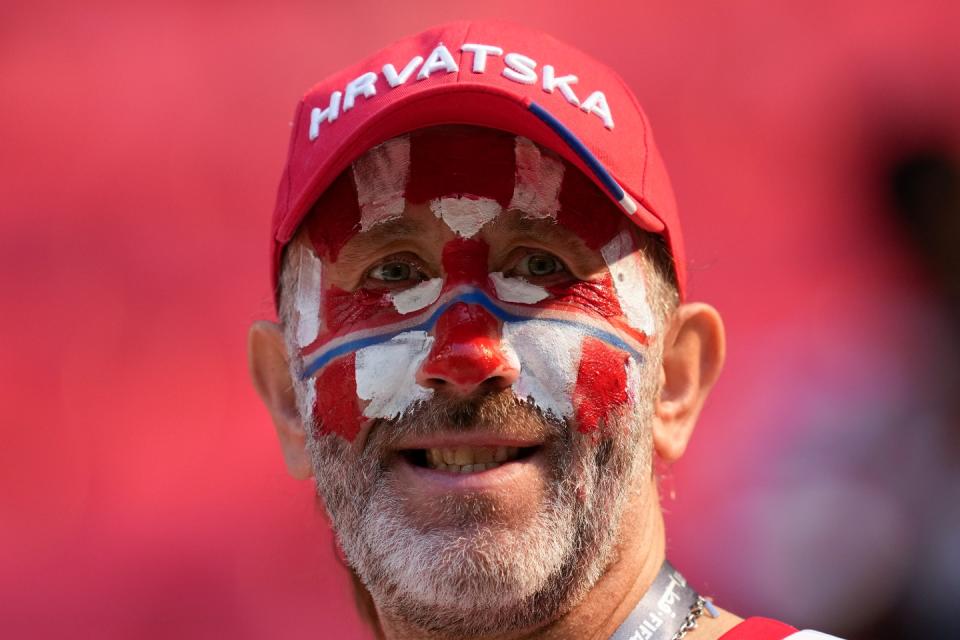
[
  {"x1": 424, "y1": 446, "x2": 524, "y2": 472},
  {"x1": 453, "y1": 447, "x2": 471, "y2": 466}
]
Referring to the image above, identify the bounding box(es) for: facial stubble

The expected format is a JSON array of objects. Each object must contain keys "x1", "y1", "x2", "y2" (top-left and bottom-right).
[{"x1": 297, "y1": 371, "x2": 656, "y2": 638}]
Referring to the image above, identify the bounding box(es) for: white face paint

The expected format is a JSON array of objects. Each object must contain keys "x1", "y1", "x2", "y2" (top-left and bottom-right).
[
  {"x1": 294, "y1": 243, "x2": 323, "y2": 348},
  {"x1": 508, "y1": 137, "x2": 564, "y2": 219},
  {"x1": 301, "y1": 376, "x2": 317, "y2": 427},
  {"x1": 600, "y1": 231, "x2": 656, "y2": 336},
  {"x1": 355, "y1": 331, "x2": 435, "y2": 420},
  {"x1": 489, "y1": 272, "x2": 550, "y2": 304},
  {"x1": 430, "y1": 196, "x2": 502, "y2": 238},
  {"x1": 502, "y1": 321, "x2": 582, "y2": 421},
  {"x1": 352, "y1": 135, "x2": 411, "y2": 231},
  {"x1": 390, "y1": 278, "x2": 444, "y2": 314}
]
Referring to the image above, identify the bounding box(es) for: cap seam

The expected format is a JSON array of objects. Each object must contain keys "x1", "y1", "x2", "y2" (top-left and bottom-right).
[{"x1": 456, "y1": 21, "x2": 474, "y2": 83}]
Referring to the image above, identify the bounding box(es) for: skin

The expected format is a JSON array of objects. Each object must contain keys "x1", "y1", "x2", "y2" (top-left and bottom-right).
[{"x1": 249, "y1": 196, "x2": 735, "y2": 639}]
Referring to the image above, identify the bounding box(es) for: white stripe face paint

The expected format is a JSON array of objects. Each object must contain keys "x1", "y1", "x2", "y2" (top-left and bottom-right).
[
  {"x1": 624, "y1": 355, "x2": 642, "y2": 406},
  {"x1": 355, "y1": 331, "x2": 435, "y2": 420},
  {"x1": 430, "y1": 196, "x2": 501, "y2": 238},
  {"x1": 502, "y1": 320, "x2": 582, "y2": 421},
  {"x1": 294, "y1": 243, "x2": 323, "y2": 348},
  {"x1": 302, "y1": 380, "x2": 317, "y2": 428},
  {"x1": 389, "y1": 277, "x2": 444, "y2": 314},
  {"x1": 600, "y1": 231, "x2": 656, "y2": 336},
  {"x1": 489, "y1": 272, "x2": 549, "y2": 304},
  {"x1": 352, "y1": 135, "x2": 411, "y2": 231},
  {"x1": 508, "y1": 136, "x2": 564, "y2": 219}
]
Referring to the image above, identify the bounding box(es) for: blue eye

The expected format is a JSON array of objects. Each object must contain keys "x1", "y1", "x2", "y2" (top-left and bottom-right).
[
  {"x1": 369, "y1": 262, "x2": 413, "y2": 281},
  {"x1": 517, "y1": 253, "x2": 565, "y2": 277}
]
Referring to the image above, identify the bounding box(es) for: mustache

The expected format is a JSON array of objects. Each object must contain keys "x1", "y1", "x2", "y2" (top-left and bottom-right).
[{"x1": 364, "y1": 390, "x2": 566, "y2": 453}]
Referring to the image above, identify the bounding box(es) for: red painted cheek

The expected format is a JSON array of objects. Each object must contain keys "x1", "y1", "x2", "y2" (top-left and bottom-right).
[
  {"x1": 573, "y1": 338, "x2": 630, "y2": 435},
  {"x1": 323, "y1": 286, "x2": 393, "y2": 333},
  {"x1": 312, "y1": 354, "x2": 365, "y2": 442},
  {"x1": 547, "y1": 274, "x2": 650, "y2": 346},
  {"x1": 546, "y1": 273, "x2": 624, "y2": 319},
  {"x1": 417, "y1": 303, "x2": 518, "y2": 391}
]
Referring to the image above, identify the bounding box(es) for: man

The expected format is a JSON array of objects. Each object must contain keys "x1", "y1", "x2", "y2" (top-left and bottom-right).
[{"x1": 249, "y1": 20, "x2": 839, "y2": 640}]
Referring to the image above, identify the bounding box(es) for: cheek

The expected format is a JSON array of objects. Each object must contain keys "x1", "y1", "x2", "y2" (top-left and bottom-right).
[
  {"x1": 311, "y1": 354, "x2": 365, "y2": 442},
  {"x1": 572, "y1": 339, "x2": 631, "y2": 435},
  {"x1": 546, "y1": 273, "x2": 625, "y2": 320},
  {"x1": 501, "y1": 320, "x2": 636, "y2": 436},
  {"x1": 323, "y1": 286, "x2": 393, "y2": 331}
]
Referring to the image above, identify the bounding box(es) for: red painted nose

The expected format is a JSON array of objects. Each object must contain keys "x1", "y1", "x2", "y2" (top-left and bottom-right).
[{"x1": 416, "y1": 303, "x2": 519, "y2": 396}]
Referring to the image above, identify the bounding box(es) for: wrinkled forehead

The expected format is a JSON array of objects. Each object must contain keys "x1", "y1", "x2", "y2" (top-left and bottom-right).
[{"x1": 301, "y1": 125, "x2": 624, "y2": 257}]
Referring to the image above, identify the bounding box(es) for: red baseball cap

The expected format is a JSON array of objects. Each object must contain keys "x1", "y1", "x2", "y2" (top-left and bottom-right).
[{"x1": 271, "y1": 20, "x2": 685, "y2": 304}]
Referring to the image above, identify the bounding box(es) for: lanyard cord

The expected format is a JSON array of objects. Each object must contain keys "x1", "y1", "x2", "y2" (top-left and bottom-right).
[{"x1": 608, "y1": 561, "x2": 709, "y2": 640}]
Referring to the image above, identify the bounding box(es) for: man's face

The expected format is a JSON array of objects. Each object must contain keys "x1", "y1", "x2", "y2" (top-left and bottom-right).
[{"x1": 283, "y1": 127, "x2": 663, "y2": 634}]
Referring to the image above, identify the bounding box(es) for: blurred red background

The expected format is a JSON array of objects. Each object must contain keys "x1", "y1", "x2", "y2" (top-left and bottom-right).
[{"x1": 3, "y1": 2, "x2": 959, "y2": 638}]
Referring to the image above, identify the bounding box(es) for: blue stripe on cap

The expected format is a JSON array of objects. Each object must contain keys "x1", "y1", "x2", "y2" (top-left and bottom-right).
[{"x1": 528, "y1": 101, "x2": 629, "y2": 205}]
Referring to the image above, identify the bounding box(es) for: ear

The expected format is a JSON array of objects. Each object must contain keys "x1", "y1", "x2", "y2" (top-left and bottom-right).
[
  {"x1": 248, "y1": 320, "x2": 313, "y2": 479},
  {"x1": 652, "y1": 303, "x2": 726, "y2": 462}
]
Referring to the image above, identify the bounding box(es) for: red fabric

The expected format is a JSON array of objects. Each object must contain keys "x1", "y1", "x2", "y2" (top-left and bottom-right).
[
  {"x1": 719, "y1": 617, "x2": 798, "y2": 640},
  {"x1": 270, "y1": 20, "x2": 686, "y2": 303}
]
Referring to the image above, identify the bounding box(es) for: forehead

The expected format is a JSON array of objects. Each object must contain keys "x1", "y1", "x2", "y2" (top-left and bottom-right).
[{"x1": 301, "y1": 125, "x2": 625, "y2": 259}]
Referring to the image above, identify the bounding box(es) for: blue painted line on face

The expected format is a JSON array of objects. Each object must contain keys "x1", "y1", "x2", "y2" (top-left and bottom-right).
[{"x1": 300, "y1": 289, "x2": 643, "y2": 380}]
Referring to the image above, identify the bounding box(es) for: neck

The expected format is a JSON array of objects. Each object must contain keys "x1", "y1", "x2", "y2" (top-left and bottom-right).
[{"x1": 377, "y1": 478, "x2": 666, "y2": 640}]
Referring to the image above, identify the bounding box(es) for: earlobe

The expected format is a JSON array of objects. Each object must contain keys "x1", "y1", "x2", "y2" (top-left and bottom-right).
[
  {"x1": 652, "y1": 303, "x2": 726, "y2": 462},
  {"x1": 248, "y1": 320, "x2": 314, "y2": 479}
]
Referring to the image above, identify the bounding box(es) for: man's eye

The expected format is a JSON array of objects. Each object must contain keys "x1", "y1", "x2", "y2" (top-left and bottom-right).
[
  {"x1": 516, "y1": 253, "x2": 566, "y2": 277},
  {"x1": 369, "y1": 262, "x2": 415, "y2": 282}
]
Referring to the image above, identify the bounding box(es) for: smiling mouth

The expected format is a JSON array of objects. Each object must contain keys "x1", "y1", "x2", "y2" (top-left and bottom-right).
[{"x1": 401, "y1": 446, "x2": 539, "y2": 473}]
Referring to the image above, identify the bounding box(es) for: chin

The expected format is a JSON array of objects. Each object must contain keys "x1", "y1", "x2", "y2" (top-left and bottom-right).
[{"x1": 307, "y1": 401, "x2": 651, "y2": 638}]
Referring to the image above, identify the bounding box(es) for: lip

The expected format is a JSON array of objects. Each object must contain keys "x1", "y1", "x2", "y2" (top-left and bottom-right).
[
  {"x1": 392, "y1": 444, "x2": 547, "y2": 494},
  {"x1": 393, "y1": 433, "x2": 544, "y2": 450}
]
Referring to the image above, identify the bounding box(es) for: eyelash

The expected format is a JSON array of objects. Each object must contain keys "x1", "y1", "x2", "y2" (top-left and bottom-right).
[
  {"x1": 365, "y1": 255, "x2": 429, "y2": 286},
  {"x1": 512, "y1": 253, "x2": 566, "y2": 277},
  {"x1": 363, "y1": 249, "x2": 569, "y2": 289}
]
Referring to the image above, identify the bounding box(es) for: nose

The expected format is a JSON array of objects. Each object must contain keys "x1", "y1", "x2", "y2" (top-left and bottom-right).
[{"x1": 416, "y1": 303, "x2": 520, "y2": 396}]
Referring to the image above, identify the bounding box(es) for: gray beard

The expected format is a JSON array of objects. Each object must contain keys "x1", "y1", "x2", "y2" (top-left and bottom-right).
[{"x1": 301, "y1": 388, "x2": 654, "y2": 639}]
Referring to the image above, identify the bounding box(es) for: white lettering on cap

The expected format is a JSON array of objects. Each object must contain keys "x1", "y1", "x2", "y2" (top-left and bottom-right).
[
  {"x1": 417, "y1": 43, "x2": 459, "y2": 80},
  {"x1": 542, "y1": 64, "x2": 580, "y2": 106},
  {"x1": 308, "y1": 91, "x2": 342, "y2": 141},
  {"x1": 461, "y1": 43, "x2": 503, "y2": 73},
  {"x1": 581, "y1": 90, "x2": 614, "y2": 130},
  {"x1": 382, "y1": 56, "x2": 423, "y2": 88},
  {"x1": 343, "y1": 71, "x2": 378, "y2": 112},
  {"x1": 307, "y1": 40, "x2": 617, "y2": 140},
  {"x1": 502, "y1": 52, "x2": 537, "y2": 85}
]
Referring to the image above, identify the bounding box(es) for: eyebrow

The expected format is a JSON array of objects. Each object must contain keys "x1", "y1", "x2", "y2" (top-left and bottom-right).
[
  {"x1": 335, "y1": 218, "x2": 427, "y2": 267},
  {"x1": 500, "y1": 215, "x2": 597, "y2": 258}
]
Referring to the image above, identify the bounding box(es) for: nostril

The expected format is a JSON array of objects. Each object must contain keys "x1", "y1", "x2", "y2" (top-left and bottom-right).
[
  {"x1": 480, "y1": 375, "x2": 514, "y2": 393},
  {"x1": 421, "y1": 377, "x2": 448, "y2": 390}
]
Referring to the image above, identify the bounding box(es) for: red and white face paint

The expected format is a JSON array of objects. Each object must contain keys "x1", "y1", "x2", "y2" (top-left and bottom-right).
[{"x1": 291, "y1": 127, "x2": 657, "y2": 442}]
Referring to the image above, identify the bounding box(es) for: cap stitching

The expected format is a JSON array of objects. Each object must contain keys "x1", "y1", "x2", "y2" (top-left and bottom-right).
[{"x1": 456, "y1": 21, "x2": 474, "y2": 83}]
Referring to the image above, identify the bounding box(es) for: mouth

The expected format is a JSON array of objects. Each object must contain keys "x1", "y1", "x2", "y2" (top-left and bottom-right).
[
  {"x1": 400, "y1": 445, "x2": 539, "y2": 474},
  {"x1": 391, "y1": 436, "x2": 550, "y2": 510}
]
